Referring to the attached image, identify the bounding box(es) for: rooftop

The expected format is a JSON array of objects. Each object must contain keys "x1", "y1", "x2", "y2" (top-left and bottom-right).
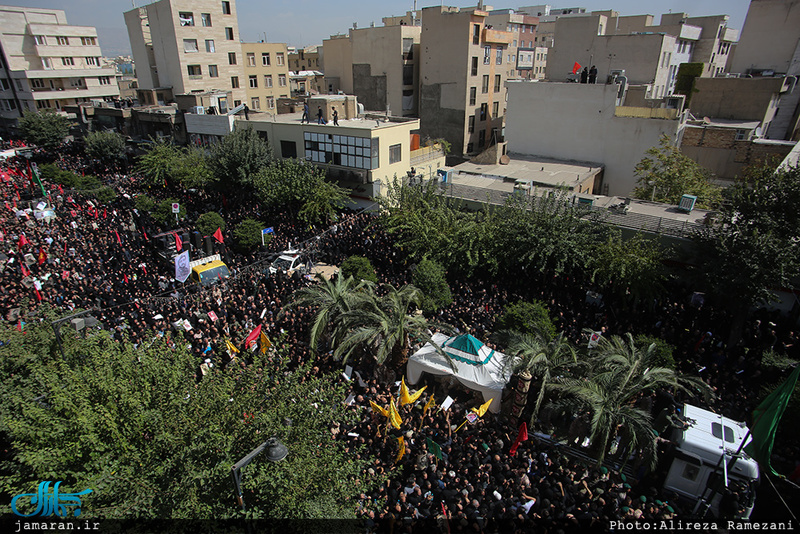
[
  {"x1": 454, "y1": 155, "x2": 603, "y2": 189},
  {"x1": 240, "y1": 110, "x2": 419, "y2": 131}
]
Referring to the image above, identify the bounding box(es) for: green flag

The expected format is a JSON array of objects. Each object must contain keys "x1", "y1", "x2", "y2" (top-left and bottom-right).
[
  {"x1": 743, "y1": 365, "x2": 800, "y2": 476},
  {"x1": 426, "y1": 437, "x2": 442, "y2": 460}
]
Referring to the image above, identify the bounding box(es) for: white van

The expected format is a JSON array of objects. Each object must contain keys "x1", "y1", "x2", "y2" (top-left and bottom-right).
[{"x1": 663, "y1": 404, "x2": 758, "y2": 519}]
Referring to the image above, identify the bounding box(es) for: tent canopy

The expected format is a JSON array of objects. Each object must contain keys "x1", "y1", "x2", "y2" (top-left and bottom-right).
[{"x1": 407, "y1": 333, "x2": 511, "y2": 413}]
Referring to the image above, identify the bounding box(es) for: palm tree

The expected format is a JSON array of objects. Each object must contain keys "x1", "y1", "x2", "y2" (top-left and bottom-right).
[
  {"x1": 333, "y1": 283, "x2": 432, "y2": 368},
  {"x1": 496, "y1": 329, "x2": 578, "y2": 424},
  {"x1": 553, "y1": 333, "x2": 711, "y2": 468},
  {"x1": 280, "y1": 274, "x2": 370, "y2": 352}
]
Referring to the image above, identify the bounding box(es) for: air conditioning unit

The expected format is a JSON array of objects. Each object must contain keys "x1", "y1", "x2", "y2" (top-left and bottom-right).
[{"x1": 191, "y1": 106, "x2": 205, "y2": 114}]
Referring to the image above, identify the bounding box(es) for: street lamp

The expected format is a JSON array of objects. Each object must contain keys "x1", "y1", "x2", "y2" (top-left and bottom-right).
[{"x1": 230, "y1": 418, "x2": 292, "y2": 512}]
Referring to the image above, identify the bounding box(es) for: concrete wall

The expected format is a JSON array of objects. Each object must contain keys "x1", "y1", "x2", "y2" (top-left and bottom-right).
[
  {"x1": 730, "y1": 0, "x2": 800, "y2": 75},
  {"x1": 322, "y1": 35, "x2": 354, "y2": 94},
  {"x1": 689, "y1": 77, "x2": 785, "y2": 124},
  {"x1": 505, "y1": 81, "x2": 684, "y2": 196}
]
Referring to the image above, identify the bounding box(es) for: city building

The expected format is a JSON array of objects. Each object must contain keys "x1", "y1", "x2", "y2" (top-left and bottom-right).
[
  {"x1": 728, "y1": 0, "x2": 800, "y2": 141},
  {"x1": 0, "y1": 4, "x2": 119, "y2": 128},
  {"x1": 504, "y1": 81, "x2": 687, "y2": 196},
  {"x1": 287, "y1": 45, "x2": 322, "y2": 72},
  {"x1": 124, "y1": 0, "x2": 246, "y2": 108},
  {"x1": 241, "y1": 42, "x2": 290, "y2": 113},
  {"x1": 323, "y1": 19, "x2": 421, "y2": 116},
  {"x1": 419, "y1": 5, "x2": 515, "y2": 158},
  {"x1": 483, "y1": 9, "x2": 541, "y2": 81},
  {"x1": 290, "y1": 70, "x2": 324, "y2": 99}
]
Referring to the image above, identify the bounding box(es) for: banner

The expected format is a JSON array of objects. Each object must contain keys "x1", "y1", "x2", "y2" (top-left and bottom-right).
[{"x1": 175, "y1": 251, "x2": 191, "y2": 283}]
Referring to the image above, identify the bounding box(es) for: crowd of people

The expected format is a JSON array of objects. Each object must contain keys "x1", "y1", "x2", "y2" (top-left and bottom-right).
[{"x1": 1, "y1": 140, "x2": 798, "y2": 530}]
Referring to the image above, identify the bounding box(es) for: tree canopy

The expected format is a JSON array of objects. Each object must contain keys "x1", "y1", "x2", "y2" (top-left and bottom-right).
[
  {"x1": 0, "y1": 311, "x2": 377, "y2": 520},
  {"x1": 233, "y1": 218, "x2": 268, "y2": 252},
  {"x1": 85, "y1": 131, "x2": 126, "y2": 164},
  {"x1": 211, "y1": 126, "x2": 271, "y2": 188},
  {"x1": 494, "y1": 300, "x2": 556, "y2": 340},
  {"x1": 340, "y1": 256, "x2": 378, "y2": 284},
  {"x1": 136, "y1": 140, "x2": 212, "y2": 190},
  {"x1": 196, "y1": 211, "x2": 226, "y2": 236},
  {"x1": 411, "y1": 259, "x2": 453, "y2": 315},
  {"x1": 18, "y1": 110, "x2": 71, "y2": 150}
]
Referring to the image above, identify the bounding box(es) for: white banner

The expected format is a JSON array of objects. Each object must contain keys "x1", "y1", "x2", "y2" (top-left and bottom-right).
[{"x1": 175, "y1": 251, "x2": 191, "y2": 283}]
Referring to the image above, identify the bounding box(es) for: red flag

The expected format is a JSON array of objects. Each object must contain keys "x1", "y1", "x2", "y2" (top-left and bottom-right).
[
  {"x1": 20, "y1": 263, "x2": 29, "y2": 277},
  {"x1": 103, "y1": 207, "x2": 107, "y2": 219},
  {"x1": 13, "y1": 199, "x2": 17, "y2": 209},
  {"x1": 4, "y1": 201, "x2": 10, "y2": 211},
  {"x1": 17, "y1": 234, "x2": 30, "y2": 250},
  {"x1": 572, "y1": 62, "x2": 582, "y2": 74},
  {"x1": 34, "y1": 288, "x2": 42, "y2": 302},
  {"x1": 64, "y1": 242, "x2": 67, "y2": 255},
  {"x1": 115, "y1": 230, "x2": 122, "y2": 245},
  {"x1": 37, "y1": 247, "x2": 47, "y2": 265},
  {"x1": 70, "y1": 210, "x2": 77, "y2": 218},
  {"x1": 245, "y1": 324, "x2": 262, "y2": 350},
  {"x1": 213, "y1": 227, "x2": 224, "y2": 244},
  {"x1": 509, "y1": 422, "x2": 528, "y2": 456},
  {"x1": 124, "y1": 274, "x2": 129, "y2": 284},
  {"x1": 58, "y1": 184, "x2": 64, "y2": 194},
  {"x1": 143, "y1": 230, "x2": 148, "y2": 241},
  {"x1": 174, "y1": 232, "x2": 182, "y2": 252}
]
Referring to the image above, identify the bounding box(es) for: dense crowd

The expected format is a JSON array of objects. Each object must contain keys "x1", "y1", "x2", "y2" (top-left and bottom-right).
[{"x1": 1, "y1": 141, "x2": 798, "y2": 531}]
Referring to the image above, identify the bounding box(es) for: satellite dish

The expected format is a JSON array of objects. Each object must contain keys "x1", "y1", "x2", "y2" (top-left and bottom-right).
[
  {"x1": 755, "y1": 126, "x2": 763, "y2": 137},
  {"x1": 702, "y1": 116, "x2": 711, "y2": 124},
  {"x1": 500, "y1": 155, "x2": 510, "y2": 165}
]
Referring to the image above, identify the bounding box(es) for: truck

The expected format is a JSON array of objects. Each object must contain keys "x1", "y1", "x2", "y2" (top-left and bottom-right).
[
  {"x1": 190, "y1": 254, "x2": 230, "y2": 286},
  {"x1": 662, "y1": 404, "x2": 758, "y2": 519}
]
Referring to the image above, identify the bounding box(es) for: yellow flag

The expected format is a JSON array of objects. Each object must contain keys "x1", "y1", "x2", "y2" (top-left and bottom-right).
[
  {"x1": 399, "y1": 377, "x2": 412, "y2": 405},
  {"x1": 225, "y1": 339, "x2": 239, "y2": 354},
  {"x1": 370, "y1": 400, "x2": 389, "y2": 418},
  {"x1": 423, "y1": 394, "x2": 436, "y2": 416},
  {"x1": 407, "y1": 385, "x2": 427, "y2": 405},
  {"x1": 472, "y1": 398, "x2": 493, "y2": 418},
  {"x1": 260, "y1": 331, "x2": 271, "y2": 354},
  {"x1": 388, "y1": 397, "x2": 402, "y2": 429},
  {"x1": 395, "y1": 436, "x2": 405, "y2": 464}
]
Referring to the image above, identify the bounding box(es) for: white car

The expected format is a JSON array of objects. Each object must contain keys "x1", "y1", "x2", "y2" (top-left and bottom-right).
[{"x1": 269, "y1": 251, "x2": 305, "y2": 275}]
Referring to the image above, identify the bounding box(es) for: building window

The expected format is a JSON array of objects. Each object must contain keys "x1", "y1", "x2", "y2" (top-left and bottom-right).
[
  {"x1": 61, "y1": 57, "x2": 74, "y2": 66},
  {"x1": 209, "y1": 64, "x2": 219, "y2": 77},
  {"x1": 494, "y1": 75, "x2": 501, "y2": 92},
  {"x1": 267, "y1": 96, "x2": 275, "y2": 109},
  {"x1": 86, "y1": 57, "x2": 98, "y2": 66},
  {"x1": 471, "y1": 57, "x2": 478, "y2": 76},
  {"x1": 468, "y1": 115, "x2": 475, "y2": 133},
  {"x1": 251, "y1": 97, "x2": 260, "y2": 110},
  {"x1": 56, "y1": 36, "x2": 69, "y2": 46},
  {"x1": 247, "y1": 53, "x2": 255, "y2": 66},
  {"x1": 482, "y1": 75, "x2": 489, "y2": 93},
  {"x1": 222, "y1": 1, "x2": 231, "y2": 15},
  {"x1": 69, "y1": 78, "x2": 85, "y2": 88},
  {"x1": 179, "y1": 12, "x2": 194, "y2": 26},
  {"x1": 231, "y1": 76, "x2": 239, "y2": 89},
  {"x1": 0, "y1": 78, "x2": 9, "y2": 90},
  {"x1": 480, "y1": 103, "x2": 487, "y2": 121},
  {"x1": 492, "y1": 101, "x2": 499, "y2": 117},
  {"x1": 473, "y1": 24, "x2": 480, "y2": 45},
  {"x1": 184, "y1": 39, "x2": 198, "y2": 53},
  {"x1": 402, "y1": 65, "x2": 414, "y2": 86},
  {"x1": 469, "y1": 87, "x2": 476, "y2": 106},
  {"x1": 265, "y1": 75, "x2": 273, "y2": 87},
  {"x1": 80, "y1": 37, "x2": 96, "y2": 45},
  {"x1": 99, "y1": 76, "x2": 111, "y2": 85},
  {"x1": 402, "y1": 38, "x2": 414, "y2": 60},
  {"x1": 467, "y1": 142, "x2": 474, "y2": 153},
  {"x1": 389, "y1": 143, "x2": 401, "y2": 164},
  {"x1": 31, "y1": 79, "x2": 45, "y2": 89},
  {"x1": 735, "y1": 129, "x2": 749, "y2": 141},
  {"x1": 262, "y1": 53, "x2": 270, "y2": 66},
  {"x1": 205, "y1": 40, "x2": 215, "y2": 53},
  {"x1": 41, "y1": 57, "x2": 52, "y2": 70},
  {"x1": 478, "y1": 129, "x2": 485, "y2": 148},
  {"x1": 496, "y1": 48, "x2": 503, "y2": 65},
  {"x1": 187, "y1": 64, "x2": 202, "y2": 77},
  {"x1": 35, "y1": 35, "x2": 46, "y2": 45},
  {"x1": 276, "y1": 52, "x2": 285, "y2": 65},
  {"x1": 37, "y1": 99, "x2": 51, "y2": 109},
  {"x1": 228, "y1": 52, "x2": 237, "y2": 65},
  {"x1": 201, "y1": 13, "x2": 212, "y2": 27},
  {"x1": 280, "y1": 140, "x2": 297, "y2": 158},
  {"x1": 225, "y1": 27, "x2": 234, "y2": 40},
  {"x1": 249, "y1": 75, "x2": 257, "y2": 88},
  {"x1": 279, "y1": 74, "x2": 286, "y2": 86}
]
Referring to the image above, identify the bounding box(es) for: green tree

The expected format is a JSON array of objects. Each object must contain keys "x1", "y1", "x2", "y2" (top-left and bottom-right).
[
  {"x1": 233, "y1": 218, "x2": 268, "y2": 252},
  {"x1": 18, "y1": 110, "x2": 71, "y2": 150},
  {"x1": 299, "y1": 178, "x2": 350, "y2": 226},
  {"x1": 633, "y1": 335, "x2": 676, "y2": 370},
  {"x1": 340, "y1": 255, "x2": 378, "y2": 284},
  {"x1": 136, "y1": 140, "x2": 211, "y2": 190},
  {"x1": 172, "y1": 146, "x2": 213, "y2": 189},
  {"x1": 554, "y1": 333, "x2": 710, "y2": 467},
  {"x1": 152, "y1": 198, "x2": 186, "y2": 226},
  {"x1": 196, "y1": 211, "x2": 226, "y2": 236},
  {"x1": 632, "y1": 134, "x2": 720, "y2": 208},
  {"x1": 282, "y1": 274, "x2": 369, "y2": 352},
  {"x1": 85, "y1": 130, "x2": 126, "y2": 163},
  {"x1": 334, "y1": 283, "x2": 431, "y2": 368},
  {"x1": 590, "y1": 232, "x2": 667, "y2": 308},
  {"x1": 134, "y1": 194, "x2": 156, "y2": 212},
  {"x1": 412, "y1": 259, "x2": 453, "y2": 315},
  {"x1": 494, "y1": 300, "x2": 556, "y2": 340},
  {"x1": 211, "y1": 126, "x2": 271, "y2": 188},
  {"x1": 0, "y1": 313, "x2": 378, "y2": 519},
  {"x1": 495, "y1": 329, "x2": 577, "y2": 423}
]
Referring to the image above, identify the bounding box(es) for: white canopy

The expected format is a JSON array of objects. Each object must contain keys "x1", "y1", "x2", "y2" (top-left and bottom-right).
[{"x1": 406, "y1": 333, "x2": 511, "y2": 414}]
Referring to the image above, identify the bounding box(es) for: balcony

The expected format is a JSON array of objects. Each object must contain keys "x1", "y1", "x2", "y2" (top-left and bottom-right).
[
  {"x1": 722, "y1": 27, "x2": 739, "y2": 43},
  {"x1": 482, "y1": 28, "x2": 513, "y2": 45}
]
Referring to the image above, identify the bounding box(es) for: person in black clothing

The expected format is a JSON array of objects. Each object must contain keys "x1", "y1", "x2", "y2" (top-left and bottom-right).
[
  {"x1": 588, "y1": 65, "x2": 598, "y2": 83},
  {"x1": 580, "y1": 67, "x2": 588, "y2": 83},
  {"x1": 332, "y1": 107, "x2": 339, "y2": 126}
]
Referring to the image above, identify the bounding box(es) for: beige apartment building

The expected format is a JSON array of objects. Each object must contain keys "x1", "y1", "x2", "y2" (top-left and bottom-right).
[
  {"x1": 124, "y1": 0, "x2": 246, "y2": 107},
  {"x1": 484, "y1": 9, "x2": 540, "y2": 81},
  {"x1": 0, "y1": 4, "x2": 119, "y2": 127},
  {"x1": 288, "y1": 45, "x2": 322, "y2": 72},
  {"x1": 323, "y1": 21, "x2": 421, "y2": 116},
  {"x1": 241, "y1": 42, "x2": 290, "y2": 113},
  {"x1": 419, "y1": 6, "x2": 514, "y2": 158}
]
